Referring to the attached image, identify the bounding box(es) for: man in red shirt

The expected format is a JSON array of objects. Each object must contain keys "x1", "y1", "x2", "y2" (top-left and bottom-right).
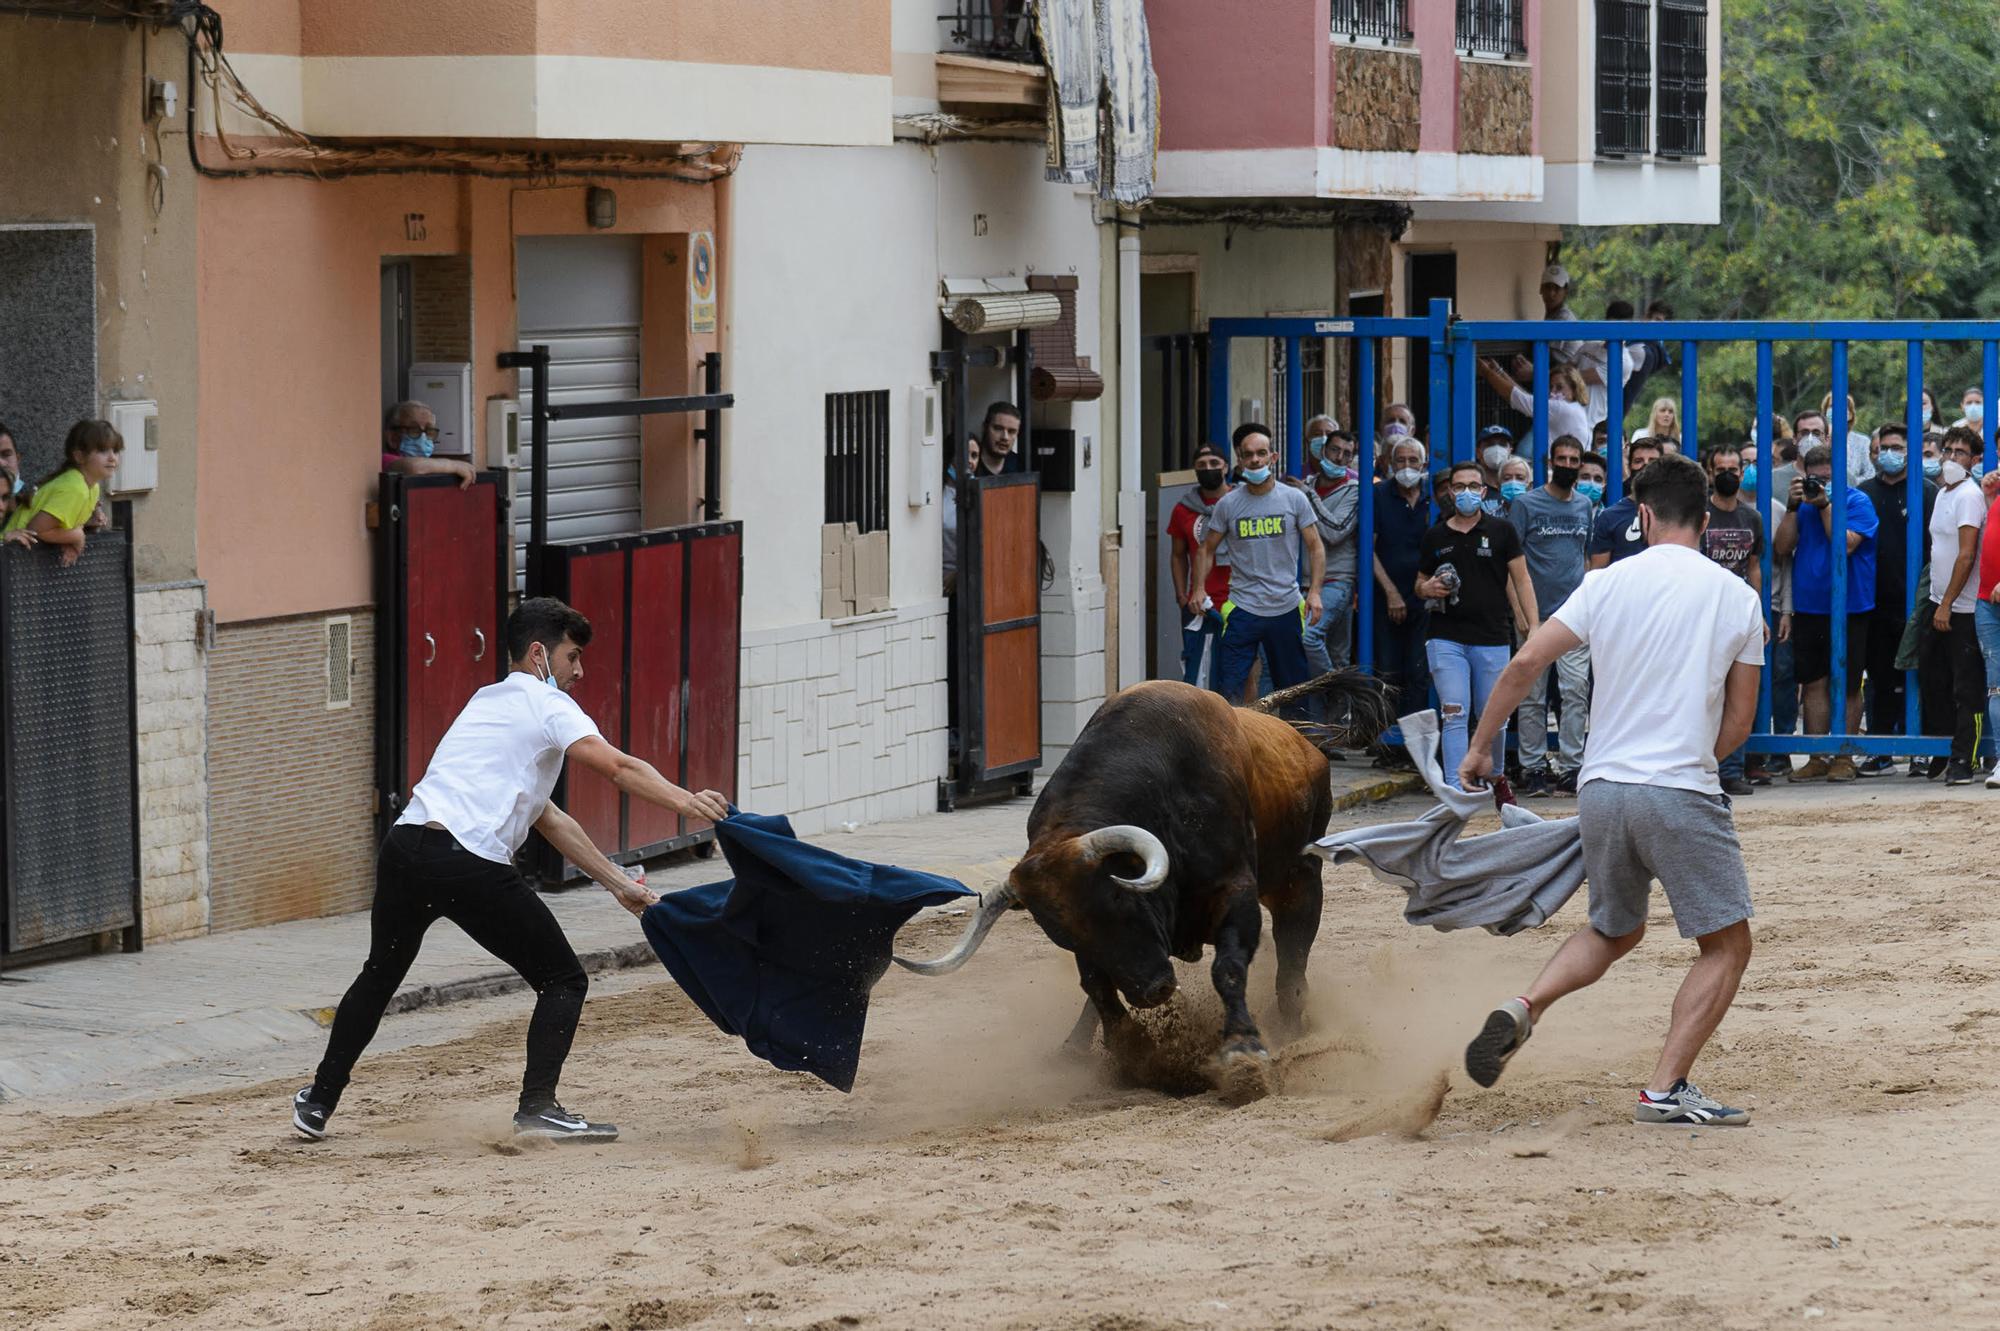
[
  {"x1": 1973, "y1": 471, "x2": 2000, "y2": 788},
  {"x1": 1168, "y1": 441, "x2": 1233, "y2": 686}
]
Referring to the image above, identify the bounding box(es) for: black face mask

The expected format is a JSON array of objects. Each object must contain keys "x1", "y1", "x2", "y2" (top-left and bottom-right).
[
  {"x1": 1713, "y1": 471, "x2": 1742, "y2": 497},
  {"x1": 1196, "y1": 468, "x2": 1225, "y2": 492},
  {"x1": 1552, "y1": 464, "x2": 1579, "y2": 490}
]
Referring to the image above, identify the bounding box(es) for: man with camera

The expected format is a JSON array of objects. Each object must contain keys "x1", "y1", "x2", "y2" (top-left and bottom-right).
[{"x1": 1775, "y1": 441, "x2": 1878, "y2": 782}]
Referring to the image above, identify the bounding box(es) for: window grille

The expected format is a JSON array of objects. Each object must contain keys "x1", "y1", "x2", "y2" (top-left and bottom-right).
[
  {"x1": 1656, "y1": 0, "x2": 1709, "y2": 158},
  {"x1": 1596, "y1": 0, "x2": 1652, "y2": 157},
  {"x1": 824, "y1": 390, "x2": 890, "y2": 535},
  {"x1": 939, "y1": 0, "x2": 1037, "y2": 62},
  {"x1": 1456, "y1": 0, "x2": 1526, "y2": 58},
  {"x1": 1332, "y1": 0, "x2": 1412, "y2": 45}
]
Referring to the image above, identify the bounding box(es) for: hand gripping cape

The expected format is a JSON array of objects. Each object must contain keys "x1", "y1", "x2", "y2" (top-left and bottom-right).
[
  {"x1": 641, "y1": 810, "x2": 975, "y2": 1092},
  {"x1": 1312, "y1": 710, "x2": 1585, "y2": 935}
]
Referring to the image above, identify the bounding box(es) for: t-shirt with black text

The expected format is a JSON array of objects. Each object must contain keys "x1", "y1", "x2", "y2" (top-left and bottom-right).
[
  {"x1": 1701, "y1": 501, "x2": 1764, "y2": 583},
  {"x1": 1418, "y1": 514, "x2": 1523, "y2": 648},
  {"x1": 1205, "y1": 482, "x2": 1317, "y2": 617}
]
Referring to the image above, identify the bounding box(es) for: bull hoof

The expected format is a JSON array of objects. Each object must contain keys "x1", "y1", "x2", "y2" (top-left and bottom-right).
[{"x1": 1213, "y1": 1038, "x2": 1273, "y2": 1106}]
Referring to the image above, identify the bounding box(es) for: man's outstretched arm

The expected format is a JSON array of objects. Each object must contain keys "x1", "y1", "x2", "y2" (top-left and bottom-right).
[
  {"x1": 534, "y1": 801, "x2": 658, "y2": 917},
  {"x1": 567, "y1": 736, "x2": 729, "y2": 823},
  {"x1": 1460, "y1": 618, "x2": 1585, "y2": 790}
]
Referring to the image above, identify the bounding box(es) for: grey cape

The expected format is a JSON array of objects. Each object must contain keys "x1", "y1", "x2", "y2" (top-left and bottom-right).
[{"x1": 1313, "y1": 710, "x2": 1584, "y2": 934}]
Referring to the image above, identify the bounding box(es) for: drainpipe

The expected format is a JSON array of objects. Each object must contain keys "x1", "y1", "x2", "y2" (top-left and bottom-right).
[{"x1": 1116, "y1": 209, "x2": 1143, "y2": 689}]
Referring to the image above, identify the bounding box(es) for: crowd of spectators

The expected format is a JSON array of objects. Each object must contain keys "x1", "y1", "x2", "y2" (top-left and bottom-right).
[{"x1": 1164, "y1": 284, "x2": 2000, "y2": 798}]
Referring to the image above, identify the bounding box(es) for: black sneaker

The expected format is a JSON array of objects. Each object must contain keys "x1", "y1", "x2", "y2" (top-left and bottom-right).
[
  {"x1": 1633, "y1": 1079, "x2": 1750, "y2": 1126},
  {"x1": 1464, "y1": 998, "x2": 1533, "y2": 1088},
  {"x1": 1553, "y1": 770, "x2": 1579, "y2": 796},
  {"x1": 1924, "y1": 756, "x2": 1949, "y2": 780},
  {"x1": 1722, "y1": 776, "x2": 1755, "y2": 796},
  {"x1": 1947, "y1": 760, "x2": 1976, "y2": 787},
  {"x1": 513, "y1": 1102, "x2": 620, "y2": 1142},
  {"x1": 1856, "y1": 755, "x2": 1893, "y2": 778},
  {"x1": 292, "y1": 1087, "x2": 332, "y2": 1141},
  {"x1": 1518, "y1": 770, "x2": 1551, "y2": 799}
]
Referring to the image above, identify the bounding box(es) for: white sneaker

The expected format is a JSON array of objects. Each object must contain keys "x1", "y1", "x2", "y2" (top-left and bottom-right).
[{"x1": 1985, "y1": 770, "x2": 2000, "y2": 790}]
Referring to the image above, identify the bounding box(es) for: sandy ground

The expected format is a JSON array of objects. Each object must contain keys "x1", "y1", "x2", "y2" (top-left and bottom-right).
[{"x1": 4, "y1": 788, "x2": 1999, "y2": 1330}]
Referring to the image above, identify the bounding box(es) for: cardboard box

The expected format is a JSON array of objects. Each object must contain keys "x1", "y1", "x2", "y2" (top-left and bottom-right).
[
  {"x1": 822, "y1": 586, "x2": 852, "y2": 620},
  {"x1": 838, "y1": 535, "x2": 857, "y2": 602},
  {"x1": 820, "y1": 523, "x2": 846, "y2": 558},
  {"x1": 820, "y1": 549, "x2": 841, "y2": 594},
  {"x1": 855, "y1": 530, "x2": 890, "y2": 600}
]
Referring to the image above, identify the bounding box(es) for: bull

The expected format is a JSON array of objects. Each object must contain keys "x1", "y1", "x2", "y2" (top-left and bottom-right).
[{"x1": 895, "y1": 673, "x2": 1388, "y2": 1083}]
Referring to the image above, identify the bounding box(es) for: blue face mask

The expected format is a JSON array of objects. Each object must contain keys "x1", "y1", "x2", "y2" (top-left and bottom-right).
[
  {"x1": 1742, "y1": 463, "x2": 1758, "y2": 492},
  {"x1": 1320, "y1": 457, "x2": 1349, "y2": 481},
  {"x1": 1878, "y1": 449, "x2": 1907, "y2": 476},
  {"x1": 1240, "y1": 465, "x2": 1272, "y2": 485},
  {"x1": 534, "y1": 647, "x2": 561, "y2": 690},
  {"x1": 399, "y1": 430, "x2": 435, "y2": 459},
  {"x1": 1307, "y1": 434, "x2": 1328, "y2": 459},
  {"x1": 1499, "y1": 479, "x2": 1529, "y2": 502},
  {"x1": 1924, "y1": 456, "x2": 1943, "y2": 479},
  {"x1": 7, "y1": 473, "x2": 19, "y2": 496},
  {"x1": 1576, "y1": 480, "x2": 1605, "y2": 504},
  {"x1": 1452, "y1": 490, "x2": 1484, "y2": 516},
  {"x1": 1968, "y1": 401, "x2": 1985, "y2": 424}
]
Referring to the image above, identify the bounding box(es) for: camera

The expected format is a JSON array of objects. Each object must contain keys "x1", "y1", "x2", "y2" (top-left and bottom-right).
[{"x1": 1802, "y1": 475, "x2": 1825, "y2": 502}]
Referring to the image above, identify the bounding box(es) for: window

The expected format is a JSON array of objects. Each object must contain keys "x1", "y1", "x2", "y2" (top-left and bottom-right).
[
  {"x1": 1595, "y1": 0, "x2": 1652, "y2": 157},
  {"x1": 1331, "y1": 0, "x2": 1412, "y2": 45},
  {"x1": 938, "y1": 0, "x2": 1036, "y2": 62},
  {"x1": 824, "y1": 390, "x2": 890, "y2": 535},
  {"x1": 1656, "y1": 0, "x2": 1709, "y2": 157},
  {"x1": 1456, "y1": 0, "x2": 1526, "y2": 58}
]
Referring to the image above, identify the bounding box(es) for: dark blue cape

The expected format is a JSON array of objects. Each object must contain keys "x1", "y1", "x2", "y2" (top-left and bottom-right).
[{"x1": 641, "y1": 811, "x2": 975, "y2": 1092}]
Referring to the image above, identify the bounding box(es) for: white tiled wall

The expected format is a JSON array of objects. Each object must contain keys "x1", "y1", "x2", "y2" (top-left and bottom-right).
[{"x1": 134, "y1": 581, "x2": 211, "y2": 942}]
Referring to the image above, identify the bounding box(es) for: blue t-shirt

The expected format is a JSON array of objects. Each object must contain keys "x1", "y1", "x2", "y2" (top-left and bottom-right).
[
  {"x1": 1587, "y1": 494, "x2": 1646, "y2": 564},
  {"x1": 1373, "y1": 480, "x2": 1432, "y2": 597},
  {"x1": 1791, "y1": 485, "x2": 1878, "y2": 615}
]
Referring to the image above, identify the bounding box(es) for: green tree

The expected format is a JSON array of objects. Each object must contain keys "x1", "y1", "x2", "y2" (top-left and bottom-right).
[{"x1": 1564, "y1": 0, "x2": 2000, "y2": 443}]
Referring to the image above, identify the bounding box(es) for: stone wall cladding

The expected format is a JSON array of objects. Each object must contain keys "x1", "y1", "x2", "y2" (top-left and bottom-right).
[
  {"x1": 1332, "y1": 47, "x2": 1422, "y2": 153},
  {"x1": 736, "y1": 602, "x2": 950, "y2": 836},
  {"x1": 135, "y1": 582, "x2": 210, "y2": 943},
  {"x1": 207, "y1": 612, "x2": 377, "y2": 932},
  {"x1": 1457, "y1": 61, "x2": 1534, "y2": 156}
]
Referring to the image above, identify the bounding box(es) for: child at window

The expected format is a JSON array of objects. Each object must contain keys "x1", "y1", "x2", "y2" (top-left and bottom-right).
[{"x1": 3, "y1": 419, "x2": 122, "y2": 566}]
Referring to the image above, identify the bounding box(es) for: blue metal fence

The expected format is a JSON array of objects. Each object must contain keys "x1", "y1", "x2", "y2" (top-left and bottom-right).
[{"x1": 1204, "y1": 308, "x2": 2000, "y2": 760}]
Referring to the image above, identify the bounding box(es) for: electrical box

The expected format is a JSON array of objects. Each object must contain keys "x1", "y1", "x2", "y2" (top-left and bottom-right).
[
  {"x1": 106, "y1": 399, "x2": 159, "y2": 494},
  {"x1": 1030, "y1": 427, "x2": 1076, "y2": 492},
  {"x1": 408, "y1": 361, "x2": 473, "y2": 458},
  {"x1": 907, "y1": 385, "x2": 940, "y2": 507},
  {"x1": 486, "y1": 397, "x2": 521, "y2": 471}
]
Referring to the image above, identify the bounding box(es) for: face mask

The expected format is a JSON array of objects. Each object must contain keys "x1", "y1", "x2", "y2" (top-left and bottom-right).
[
  {"x1": 1240, "y1": 465, "x2": 1272, "y2": 485},
  {"x1": 1552, "y1": 465, "x2": 1580, "y2": 490},
  {"x1": 1742, "y1": 463, "x2": 1759, "y2": 491},
  {"x1": 1968, "y1": 402, "x2": 1985, "y2": 424},
  {"x1": 1481, "y1": 444, "x2": 1512, "y2": 471},
  {"x1": 7, "y1": 473, "x2": 19, "y2": 496},
  {"x1": 1452, "y1": 490, "x2": 1483, "y2": 516},
  {"x1": 533, "y1": 646, "x2": 561, "y2": 690},
  {"x1": 1922, "y1": 404, "x2": 1934, "y2": 426},
  {"x1": 1499, "y1": 480, "x2": 1528, "y2": 502},
  {"x1": 1196, "y1": 468, "x2": 1224, "y2": 492},
  {"x1": 1923, "y1": 456, "x2": 1943, "y2": 479},
  {"x1": 1943, "y1": 460, "x2": 1969, "y2": 486},
  {"x1": 1576, "y1": 480, "x2": 1605, "y2": 504},
  {"x1": 1393, "y1": 467, "x2": 1425, "y2": 489},
  {"x1": 1712, "y1": 471, "x2": 1741, "y2": 498},
  {"x1": 399, "y1": 430, "x2": 435, "y2": 459},
  {"x1": 1320, "y1": 458, "x2": 1350, "y2": 482},
  {"x1": 1798, "y1": 432, "x2": 1822, "y2": 451},
  {"x1": 1307, "y1": 434, "x2": 1328, "y2": 459},
  {"x1": 1877, "y1": 449, "x2": 1907, "y2": 476},
  {"x1": 1384, "y1": 423, "x2": 1411, "y2": 440}
]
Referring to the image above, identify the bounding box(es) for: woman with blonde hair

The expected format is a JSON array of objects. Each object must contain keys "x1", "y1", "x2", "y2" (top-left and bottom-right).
[{"x1": 1638, "y1": 397, "x2": 1680, "y2": 446}]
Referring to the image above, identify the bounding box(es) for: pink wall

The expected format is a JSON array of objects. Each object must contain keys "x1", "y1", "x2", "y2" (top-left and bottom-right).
[
  {"x1": 1414, "y1": 1, "x2": 1454, "y2": 151},
  {"x1": 1148, "y1": 0, "x2": 1328, "y2": 151}
]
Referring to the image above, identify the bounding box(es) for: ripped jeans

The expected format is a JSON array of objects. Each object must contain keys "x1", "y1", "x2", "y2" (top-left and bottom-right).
[
  {"x1": 1974, "y1": 601, "x2": 2000, "y2": 760},
  {"x1": 1425, "y1": 638, "x2": 1511, "y2": 790}
]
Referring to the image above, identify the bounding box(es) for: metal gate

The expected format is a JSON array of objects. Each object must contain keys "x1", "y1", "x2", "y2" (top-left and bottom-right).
[{"x1": 1, "y1": 517, "x2": 141, "y2": 958}]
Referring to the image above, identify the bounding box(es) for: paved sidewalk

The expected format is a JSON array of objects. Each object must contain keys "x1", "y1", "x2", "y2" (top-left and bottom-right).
[{"x1": 0, "y1": 764, "x2": 1417, "y2": 1103}]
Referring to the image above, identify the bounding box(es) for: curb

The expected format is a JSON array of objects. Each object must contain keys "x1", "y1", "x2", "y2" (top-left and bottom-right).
[
  {"x1": 1329, "y1": 771, "x2": 1423, "y2": 811},
  {"x1": 301, "y1": 940, "x2": 663, "y2": 1028}
]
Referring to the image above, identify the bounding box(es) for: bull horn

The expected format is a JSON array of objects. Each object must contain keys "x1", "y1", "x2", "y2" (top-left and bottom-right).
[
  {"x1": 892, "y1": 883, "x2": 1017, "y2": 976},
  {"x1": 1075, "y1": 824, "x2": 1170, "y2": 893}
]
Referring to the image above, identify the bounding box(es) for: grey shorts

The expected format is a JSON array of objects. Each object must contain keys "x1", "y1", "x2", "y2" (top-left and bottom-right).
[{"x1": 1578, "y1": 779, "x2": 1754, "y2": 939}]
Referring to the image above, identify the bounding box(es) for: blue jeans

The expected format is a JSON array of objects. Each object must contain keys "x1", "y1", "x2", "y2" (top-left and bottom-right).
[
  {"x1": 1181, "y1": 610, "x2": 1222, "y2": 687},
  {"x1": 1975, "y1": 602, "x2": 2000, "y2": 760},
  {"x1": 1302, "y1": 579, "x2": 1356, "y2": 676},
  {"x1": 1426, "y1": 638, "x2": 1510, "y2": 789},
  {"x1": 1216, "y1": 604, "x2": 1312, "y2": 710},
  {"x1": 1720, "y1": 742, "x2": 1747, "y2": 781}
]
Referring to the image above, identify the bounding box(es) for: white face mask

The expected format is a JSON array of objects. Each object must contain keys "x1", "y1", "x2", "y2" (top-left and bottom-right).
[
  {"x1": 1943, "y1": 459, "x2": 1969, "y2": 487},
  {"x1": 1481, "y1": 444, "x2": 1512, "y2": 471},
  {"x1": 1393, "y1": 467, "x2": 1425, "y2": 489}
]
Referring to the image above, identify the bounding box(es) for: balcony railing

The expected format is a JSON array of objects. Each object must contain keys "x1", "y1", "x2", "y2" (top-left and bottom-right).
[
  {"x1": 1657, "y1": 0, "x2": 1709, "y2": 157},
  {"x1": 1456, "y1": 0, "x2": 1526, "y2": 59},
  {"x1": 1332, "y1": 0, "x2": 1413, "y2": 45},
  {"x1": 1595, "y1": 0, "x2": 1651, "y2": 157},
  {"x1": 940, "y1": 0, "x2": 1039, "y2": 63}
]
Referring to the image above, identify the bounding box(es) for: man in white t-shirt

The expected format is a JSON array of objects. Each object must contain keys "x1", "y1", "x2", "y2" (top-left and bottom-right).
[
  {"x1": 1919, "y1": 426, "x2": 1989, "y2": 784},
  {"x1": 1456, "y1": 455, "x2": 1765, "y2": 1127},
  {"x1": 292, "y1": 597, "x2": 728, "y2": 1143}
]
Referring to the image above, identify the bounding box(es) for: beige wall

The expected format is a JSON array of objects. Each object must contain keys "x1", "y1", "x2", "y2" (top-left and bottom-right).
[
  {"x1": 0, "y1": 24, "x2": 200, "y2": 585},
  {"x1": 196, "y1": 165, "x2": 717, "y2": 623}
]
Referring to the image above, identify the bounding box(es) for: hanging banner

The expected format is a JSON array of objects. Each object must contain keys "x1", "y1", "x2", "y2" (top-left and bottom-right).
[{"x1": 689, "y1": 231, "x2": 717, "y2": 334}]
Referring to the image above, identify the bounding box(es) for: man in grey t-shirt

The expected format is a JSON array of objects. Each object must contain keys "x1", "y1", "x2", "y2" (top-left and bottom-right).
[
  {"x1": 1509, "y1": 435, "x2": 1595, "y2": 795},
  {"x1": 1189, "y1": 423, "x2": 1324, "y2": 704}
]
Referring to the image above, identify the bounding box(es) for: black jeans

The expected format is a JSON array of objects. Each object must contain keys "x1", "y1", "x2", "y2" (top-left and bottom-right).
[
  {"x1": 312, "y1": 824, "x2": 588, "y2": 1111},
  {"x1": 1863, "y1": 604, "x2": 1912, "y2": 738},
  {"x1": 1919, "y1": 604, "x2": 1985, "y2": 765}
]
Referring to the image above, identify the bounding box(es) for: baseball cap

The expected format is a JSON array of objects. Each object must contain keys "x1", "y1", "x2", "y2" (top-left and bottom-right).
[
  {"x1": 1192, "y1": 441, "x2": 1227, "y2": 464},
  {"x1": 1540, "y1": 263, "x2": 1571, "y2": 289}
]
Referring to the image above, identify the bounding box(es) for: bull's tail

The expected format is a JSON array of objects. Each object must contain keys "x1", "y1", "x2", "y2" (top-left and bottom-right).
[{"x1": 1246, "y1": 668, "x2": 1394, "y2": 759}]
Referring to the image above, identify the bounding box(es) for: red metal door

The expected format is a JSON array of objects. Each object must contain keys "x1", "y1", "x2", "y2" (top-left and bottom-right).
[
  {"x1": 558, "y1": 548, "x2": 627, "y2": 852},
  {"x1": 626, "y1": 538, "x2": 688, "y2": 847},
  {"x1": 683, "y1": 526, "x2": 742, "y2": 831}
]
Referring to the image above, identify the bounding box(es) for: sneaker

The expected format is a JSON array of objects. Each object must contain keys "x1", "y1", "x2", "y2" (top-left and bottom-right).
[
  {"x1": 1491, "y1": 775, "x2": 1518, "y2": 810},
  {"x1": 513, "y1": 1102, "x2": 620, "y2": 1142},
  {"x1": 1518, "y1": 770, "x2": 1551, "y2": 799},
  {"x1": 1826, "y1": 755, "x2": 1859, "y2": 782},
  {"x1": 1745, "y1": 762, "x2": 1773, "y2": 786},
  {"x1": 1924, "y1": 756, "x2": 1949, "y2": 780},
  {"x1": 1856, "y1": 755, "x2": 1893, "y2": 778},
  {"x1": 1907, "y1": 758, "x2": 1928, "y2": 778},
  {"x1": 1553, "y1": 770, "x2": 1579, "y2": 796},
  {"x1": 1789, "y1": 756, "x2": 1831, "y2": 783},
  {"x1": 1464, "y1": 997, "x2": 1534, "y2": 1088},
  {"x1": 1985, "y1": 768, "x2": 2000, "y2": 791},
  {"x1": 1947, "y1": 760, "x2": 1976, "y2": 786},
  {"x1": 1721, "y1": 776, "x2": 1755, "y2": 796},
  {"x1": 291, "y1": 1087, "x2": 332, "y2": 1141},
  {"x1": 1633, "y1": 1079, "x2": 1750, "y2": 1126}
]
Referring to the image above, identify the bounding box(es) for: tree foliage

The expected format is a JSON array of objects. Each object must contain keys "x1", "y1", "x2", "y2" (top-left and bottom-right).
[{"x1": 1563, "y1": 0, "x2": 2000, "y2": 440}]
